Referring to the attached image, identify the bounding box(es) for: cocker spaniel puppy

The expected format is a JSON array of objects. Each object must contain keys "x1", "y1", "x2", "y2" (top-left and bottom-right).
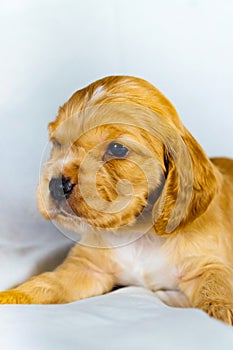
[{"x1": 1, "y1": 76, "x2": 233, "y2": 324}]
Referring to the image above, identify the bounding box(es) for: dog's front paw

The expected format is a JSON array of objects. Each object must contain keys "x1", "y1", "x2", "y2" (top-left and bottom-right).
[
  {"x1": 198, "y1": 301, "x2": 233, "y2": 325},
  {"x1": 0, "y1": 290, "x2": 31, "y2": 304}
]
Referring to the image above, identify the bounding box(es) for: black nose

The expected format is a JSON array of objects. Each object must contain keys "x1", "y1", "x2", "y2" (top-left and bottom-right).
[{"x1": 49, "y1": 177, "x2": 74, "y2": 201}]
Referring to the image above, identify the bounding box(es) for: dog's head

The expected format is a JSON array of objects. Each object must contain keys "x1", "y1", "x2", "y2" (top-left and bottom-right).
[{"x1": 38, "y1": 76, "x2": 218, "y2": 236}]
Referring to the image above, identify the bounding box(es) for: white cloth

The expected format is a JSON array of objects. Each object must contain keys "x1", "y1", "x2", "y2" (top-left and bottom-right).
[{"x1": 0, "y1": 287, "x2": 233, "y2": 350}]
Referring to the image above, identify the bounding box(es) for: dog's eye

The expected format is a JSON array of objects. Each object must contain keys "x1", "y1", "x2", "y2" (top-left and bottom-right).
[
  {"x1": 52, "y1": 138, "x2": 61, "y2": 149},
  {"x1": 106, "y1": 142, "x2": 129, "y2": 158}
]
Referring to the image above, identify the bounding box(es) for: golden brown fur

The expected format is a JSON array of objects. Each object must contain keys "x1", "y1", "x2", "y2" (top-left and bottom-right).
[{"x1": 1, "y1": 76, "x2": 233, "y2": 325}]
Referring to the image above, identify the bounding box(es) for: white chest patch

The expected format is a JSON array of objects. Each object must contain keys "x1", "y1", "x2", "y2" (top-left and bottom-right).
[{"x1": 112, "y1": 234, "x2": 179, "y2": 292}]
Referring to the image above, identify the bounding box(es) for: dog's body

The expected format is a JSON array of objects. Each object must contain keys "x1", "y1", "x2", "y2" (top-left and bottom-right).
[{"x1": 1, "y1": 76, "x2": 233, "y2": 324}]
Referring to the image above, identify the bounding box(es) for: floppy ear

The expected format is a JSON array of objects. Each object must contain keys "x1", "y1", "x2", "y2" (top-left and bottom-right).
[{"x1": 153, "y1": 127, "x2": 218, "y2": 236}]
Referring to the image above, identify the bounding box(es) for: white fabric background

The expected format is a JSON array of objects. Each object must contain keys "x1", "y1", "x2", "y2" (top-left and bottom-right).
[{"x1": 0, "y1": 0, "x2": 233, "y2": 348}]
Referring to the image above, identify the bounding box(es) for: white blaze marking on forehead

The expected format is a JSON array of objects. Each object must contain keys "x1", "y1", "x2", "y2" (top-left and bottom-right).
[{"x1": 88, "y1": 85, "x2": 105, "y2": 104}]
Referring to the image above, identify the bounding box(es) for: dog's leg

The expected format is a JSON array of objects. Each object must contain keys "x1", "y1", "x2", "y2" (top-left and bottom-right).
[
  {"x1": 179, "y1": 260, "x2": 233, "y2": 324},
  {"x1": 0, "y1": 245, "x2": 115, "y2": 304}
]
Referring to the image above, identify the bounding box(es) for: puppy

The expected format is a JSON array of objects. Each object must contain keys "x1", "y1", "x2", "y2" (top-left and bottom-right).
[{"x1": 1, "y1": 76, "x2": 233, "y2": 325}]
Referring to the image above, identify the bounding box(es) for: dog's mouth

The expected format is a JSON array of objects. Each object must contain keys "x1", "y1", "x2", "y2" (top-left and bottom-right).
[
  {"x1": 56, "y1": 201, "x2": 76, "y2": 218},
  {"x1": 47, "y1": 188, "x2": 147, "y2": 230},
  {"x1": 50, "y1": 195, "x2": 77, "y2": 218}
]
